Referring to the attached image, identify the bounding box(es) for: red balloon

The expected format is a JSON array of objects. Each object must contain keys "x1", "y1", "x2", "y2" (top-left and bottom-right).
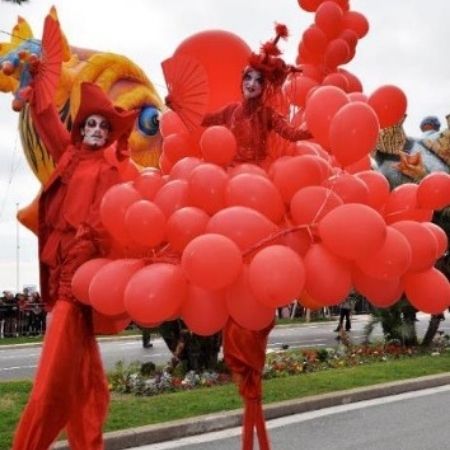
[
  {"x1": 329, "y1": 101, "x2": 380, "y2": 166},
  {"x1": 322, "y1": 72, "x2": 349, "y2": 91},
  {"x1": 125, "y1": 263, "x2": 187, "y2": 323},
  {"x1": 159, "y1": 111, "x2": 188, "y2": 137},
  {"x1": 181, "y1": 285, "x2": 229, "y2": 336},
  {"x1": 304, "y1": 243, "x2": 352, "y2": 305},
  {"x1": 297, "y1": 41, "x2": 323, "y2": 65},
  {"x1": 207, "y1": 206, "x2": 278, "y2": 251},
  {"x1": 352, "y1": 266, "x2": 402, "y2": 308},
  {"x1": 338, "y1": 68, "x2": 363, "y2": 92},
  {"x1": 356, "y1": 227, "x2": 412, "y2": 280},
  {"x1": 300, "y1": 63, "x2": 325, "y2": 82},
  {"x1": 383, "y1": 183, "x2": 432, "y2": 224},
  {"x1": 284, "y1": 73, "x2": 319, "y2": 108},
  {"x1": 344, "y1": 155, "x2": 371, "y2": 174},
  {"x1": 404, "y1": 268, "x2": 450, "y2": 314},
  {"x1": 339, "y1": 29, "x2": 358, "y2": 50},
  {"x1": 163, "y1": 133, "x2": 196, "y2": 164},
  {"x1": 290, "y1": 185, "x2": 343, "y2": 226},
  {"x1": 72, "y1": 258, "x2": 111, "y2": 305},
  {"x1": 355, "y1": 170, "x2": 390, "y2": 211},
  {"x1": 226, "y1": 173, "x2": 285, "y2": 223},
  {"x1": 93, "y1": 312, "x2": 131, "y2": 335},
  {"x1": 174, "y1": 30, "x2": 251, "y2": 112},
  {"x1": 90, "y1": 259, "x2": 145, "y2": 317},
  {"x1": 322, "y1": 173, "x2": 369, "y2": 204},
  {"x1": 304, "y1": 86, "x2": 349, "y2": 149},
  {"x1": 319, "y1": 203, "x2": 387, "y2": 260},
  {"x1": 368, "y1": 85, "x2": 407, "y2": 129},
  {"x1": 423, "y1": 222, "x2": 448, "y2": 259},
  {"x1": 100, "y1": 183, "x2": 142, "y2": 243},
  {"x1": 169, "y1": 156, "x2": 202, "y2": 181},
  {"x1": 226, "y1": 267, "x2": 275, "y2": 331},
  {"x1": 324, "y1": 39, "x2": 350, "y2": 69},
  {"x1": 200, "y1": 126, "x2": 237, "y2": 166},
  {"x1": 348, "y1": 92, "x2": 368, "y2": 102},
  {"x1": 167, "y1": 206, "x2": 209, "y2": 252},
  {"x1": 272, "y1": 155, "x2": 327, "y2": 202},
  {"x1": 133, "y1": 170, "x2": 164, "y2": 201},
  {"x1": 280, "y1": 228, "x2": 313, "y2": 257},
  {"x1": 153, "y1": 179, "x2": 190, "y2": 217},
  {"x1": 391, "y1": 221, "x2": 438, "y2": 272},
  {"x1": 228, "y1": 163, "x2": 269, "y2": 179},
  {"x1": 159, "y1": 152, "x2": 174, "y2": 175},
  {"x1": 315, "y1": 1, "x2": 344, "y2": 38},
  {"x1": 249, "y1": 245, "x2": 306, "y2": 308},
  {"x1": 417, "y1": 172, "x2": 450, "y2": 210},
  {"x1": 188, "y1": 163, "x2": 228, "y2": 215},
  {"x1": 341, "y1": 11, "x2": 369, "y2": 38},
  {"x1": 182, "y1": 234, "x2": 243, "y2": 290},
  {"x1": 298, "y1": 0, "x2": 322, "y2": 12},
  {"x1": 124, "y1": 200, "x2": 166, "y2": 248},
  {"x1": 299, "y1": 291, "x2": 323, "y2": 310},
  {"x1": 302, "y1": 25, "x2": 328, "y2": 54}
]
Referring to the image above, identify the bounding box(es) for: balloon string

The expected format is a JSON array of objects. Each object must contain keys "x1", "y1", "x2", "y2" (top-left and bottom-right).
[{"x1": 242, "y1": 223, "x2": 317, "y2": 258}]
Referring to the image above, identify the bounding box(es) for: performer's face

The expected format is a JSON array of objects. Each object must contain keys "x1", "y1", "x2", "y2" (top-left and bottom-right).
[
  {"x1": 242, "y1": 69, "x2": 263, "y2": 99},
  {"x1": 81, "y1": 114, "x2": 110, "y2": 147}
]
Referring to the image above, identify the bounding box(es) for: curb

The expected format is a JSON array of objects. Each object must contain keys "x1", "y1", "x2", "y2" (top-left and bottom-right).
[{"x1": 53, "y1": 372, "x2": 450, "y2": 450}]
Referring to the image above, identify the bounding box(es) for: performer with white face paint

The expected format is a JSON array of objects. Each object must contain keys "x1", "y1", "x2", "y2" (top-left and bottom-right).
[
  {"x1": 13, "y1": 78, "x2": 137, "y2": 450},
  {"x1": 202, "y1": 25, "x2": 311, "y2": 166},
  {"x1": 81, "y1": 114, "x2": 111, "y2": 147}
]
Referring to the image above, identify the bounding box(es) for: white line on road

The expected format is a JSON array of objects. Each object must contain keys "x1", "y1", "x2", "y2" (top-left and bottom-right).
[{"x1": 0, "y1": 364, "x2": 37, "y2": 371}]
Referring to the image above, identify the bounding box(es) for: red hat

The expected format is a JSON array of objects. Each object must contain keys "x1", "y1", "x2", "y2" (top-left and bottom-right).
[
  {"x1": 71, "y1": 82, "x2": 138, "y2": 146},
  {"x1": 247, "y1": 23, "x2": 297, "y2": 88}
]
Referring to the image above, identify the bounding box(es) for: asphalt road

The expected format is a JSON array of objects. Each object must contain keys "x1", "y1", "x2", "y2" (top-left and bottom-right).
[
  {"x1": 1, "y1": 313, "x2": 449, "y2": 381},
  {"x1": 130, "y1": 385, "x2": 450, "y2": 450}
]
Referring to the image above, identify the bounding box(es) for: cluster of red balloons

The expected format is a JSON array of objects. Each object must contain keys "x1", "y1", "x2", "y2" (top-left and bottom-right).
[
  {"x1": 285, "y1": 0, "x2": 407, "y2": 139},
  {"x1": 72, "y1": 136, "x2": 450, "y2": 334}
]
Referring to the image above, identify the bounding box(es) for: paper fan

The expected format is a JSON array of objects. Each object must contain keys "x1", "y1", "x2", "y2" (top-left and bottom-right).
[
  {"x1": 33, "y1": 15, "x2": 63, "y2": 114},
  {"x1": 162, "y1": 54, "x2": 209, "y2": 131}
]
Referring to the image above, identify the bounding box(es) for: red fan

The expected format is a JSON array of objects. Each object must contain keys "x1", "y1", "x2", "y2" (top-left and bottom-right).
[
  {"x1": 162, "y1": 54, "x2": 209, "y2": 131},
  {"x1": 33, "y1": 14, "x2": 63, "y2": 114}
]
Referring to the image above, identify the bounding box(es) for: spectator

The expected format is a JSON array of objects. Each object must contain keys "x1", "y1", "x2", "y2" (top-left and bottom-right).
[
  {"x1": 334, "y1": 298, "x2": 353, "y2": 332},
  {"x1": 3, "y1": 291, "x2": 18, "y2": 337},
  {"x1": 142, "y1": 327, "x2": 153, "y2": 349}
]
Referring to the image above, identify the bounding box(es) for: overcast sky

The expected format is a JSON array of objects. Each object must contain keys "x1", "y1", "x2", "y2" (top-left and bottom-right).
[{"x1": 0, "y1": 0, "x2": 449, "y2": 291}]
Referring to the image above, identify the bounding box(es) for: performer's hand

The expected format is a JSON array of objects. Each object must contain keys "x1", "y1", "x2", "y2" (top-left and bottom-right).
[{"x1": 393, "y1": 151, "x2": 427, "y2": 181}]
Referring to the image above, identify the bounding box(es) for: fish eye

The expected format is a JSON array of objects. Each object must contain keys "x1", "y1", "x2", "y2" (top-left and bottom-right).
[{"x1": 138, "y1": 106, "x2": 161, "y2": 136}]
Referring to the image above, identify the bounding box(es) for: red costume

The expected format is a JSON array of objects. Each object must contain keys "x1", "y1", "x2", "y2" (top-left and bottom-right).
[
  {"x1": 12, "y1": 82, "x2": 137, "y2": 450},
  {"x1": 202, "y1": 97, "x2": 310, "y2": 164}
]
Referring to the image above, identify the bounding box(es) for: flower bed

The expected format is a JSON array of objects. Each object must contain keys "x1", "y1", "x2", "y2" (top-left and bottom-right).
[{"x1": 110, "y1": 340, "x2": 449, "y2": 397}]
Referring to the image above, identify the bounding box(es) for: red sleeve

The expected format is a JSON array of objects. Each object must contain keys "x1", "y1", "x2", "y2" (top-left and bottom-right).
[
  {"x1": 30, "y1": 102, "x2": 71, "y2": 163},
  {"x1": 76, "y1": 166, "x2": 122, "y2": 253},
  {"x1": 201, "y1": 103, "x2": 238, "y2": 127},
  {"x1": 269, "y1": 108, "x2": 312, "y2": 141}
]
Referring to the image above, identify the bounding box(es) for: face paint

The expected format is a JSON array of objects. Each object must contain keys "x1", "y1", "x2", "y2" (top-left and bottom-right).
[
  {"x1": 242, "y1": 69, "x2": 263, "y2": 99},
  {"x1": 81, "y1": 114, "x2": 110, "y2": 147}
]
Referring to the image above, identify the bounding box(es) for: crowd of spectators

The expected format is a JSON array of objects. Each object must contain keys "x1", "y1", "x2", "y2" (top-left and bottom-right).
[{"x1": 0, "y1": 288, "x2": 46, "y2": 338}]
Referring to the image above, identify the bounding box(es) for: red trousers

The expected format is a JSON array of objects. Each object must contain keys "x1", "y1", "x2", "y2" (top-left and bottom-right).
[{"x1": 12, "y1": 301, "x2": 109, "y2": 450}]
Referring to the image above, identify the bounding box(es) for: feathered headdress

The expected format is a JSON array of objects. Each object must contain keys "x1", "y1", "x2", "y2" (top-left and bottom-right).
[{"x1": 247, "y1": 23, "x2": 294, "y2": 88}]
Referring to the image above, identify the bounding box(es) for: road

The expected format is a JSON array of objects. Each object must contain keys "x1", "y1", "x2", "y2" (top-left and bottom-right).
[
  {"x1": 1, "y1": 313, "x2": 449, "y2": 381},
  {"x1": 129, "y1": 385, "x2": 450, "y2": 450}
]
